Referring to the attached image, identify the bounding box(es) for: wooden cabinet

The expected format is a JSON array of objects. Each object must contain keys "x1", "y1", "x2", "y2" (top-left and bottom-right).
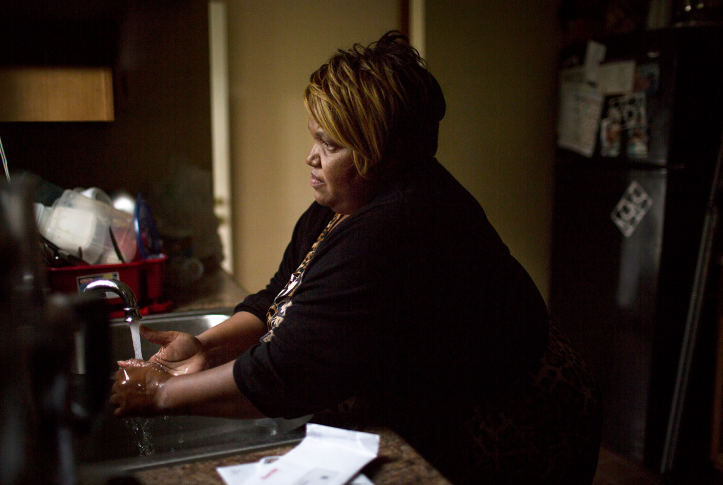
[
  {"x1": 0, "y1": 67, "x2": 114, "y2": 122},
  {"x1": 0, "y1": 0, "x2": 212, "y2": 197}
]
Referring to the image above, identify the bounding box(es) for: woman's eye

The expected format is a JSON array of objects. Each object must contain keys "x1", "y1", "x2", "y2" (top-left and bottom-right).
[{"x1": 323, "y1": 141, "x2": 337, "y2": 150}]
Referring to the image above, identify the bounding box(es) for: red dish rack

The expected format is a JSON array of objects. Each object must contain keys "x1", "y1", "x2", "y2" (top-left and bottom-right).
[{"x1": 46, "y1": 255, "x2": 172, "y2": 318}]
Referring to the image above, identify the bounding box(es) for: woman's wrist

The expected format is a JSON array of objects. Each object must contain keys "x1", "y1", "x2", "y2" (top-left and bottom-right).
[
  {"x1": 155, "y1": 374, "x2": 194, "y2": 415},
  {"x1": 195, "y1": 335, "x2": 222, "y2": 369},
  {"x1": 154, "y1": 373, "x2": 173, "y2": 413}
]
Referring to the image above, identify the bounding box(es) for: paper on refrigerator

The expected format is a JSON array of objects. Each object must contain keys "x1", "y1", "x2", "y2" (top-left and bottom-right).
[
  {"x1": 217, "y1": 424, "x2": 380, "y2": 485},
  {"x1": 557, "y1": 81, "x2": 604, "y2": 157},
  {"x1": 597, "y1": 60, "x2": 636, "y2": 95},
  {"x1": 583, "y1": 40, "x2": 606, "y2": 85}
]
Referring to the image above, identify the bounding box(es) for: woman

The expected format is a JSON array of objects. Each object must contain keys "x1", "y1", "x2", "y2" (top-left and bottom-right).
[{"x1": 111, "y1": 32, "x2": 600, "y2": 484}]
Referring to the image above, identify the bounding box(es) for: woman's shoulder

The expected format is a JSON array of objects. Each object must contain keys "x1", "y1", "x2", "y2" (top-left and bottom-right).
[{"x1": 365, "y1": 157, "x2": 487, "y2": 224}]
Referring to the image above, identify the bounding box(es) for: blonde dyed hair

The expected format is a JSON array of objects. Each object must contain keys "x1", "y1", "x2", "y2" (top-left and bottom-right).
[{"x1": 304, "y1": 31, "x2": 445, "y2": 179}]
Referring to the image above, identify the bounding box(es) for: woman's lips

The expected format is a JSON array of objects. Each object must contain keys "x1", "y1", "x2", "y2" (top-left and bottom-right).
[{"x1": 310, "y1": 173, "x2": 324, "y2": 187}]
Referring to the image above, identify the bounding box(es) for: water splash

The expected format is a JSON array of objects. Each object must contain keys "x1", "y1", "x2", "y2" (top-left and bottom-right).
[{"x1": 126, "y1": 418, "x2": 155, "y2": 456}]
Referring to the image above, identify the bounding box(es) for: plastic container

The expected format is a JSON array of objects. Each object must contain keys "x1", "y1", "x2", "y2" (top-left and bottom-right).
[
  {"x1": 38, "y1": 189, "x2": 137, "y2": 265},
  {"x1": 144, "y1": 255, "x2": 167, "y2": 300},
  {"x1": 46, "y1": 255, "x2": 169, "y2": 316}
]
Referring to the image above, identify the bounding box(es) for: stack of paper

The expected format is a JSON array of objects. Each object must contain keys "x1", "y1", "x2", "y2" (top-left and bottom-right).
[{"x1": 217, "y1": 424, "x2": 380, "y2": 485}]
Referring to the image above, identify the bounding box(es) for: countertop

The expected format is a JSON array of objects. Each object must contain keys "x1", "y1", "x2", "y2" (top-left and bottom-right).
[
  {"x1": 118, "y1": 270, "x2": 451, "y2": 485},
  {"x1": 168, "y1": 269, "x2": 249, "y2": 313},
  {"x1": 129, "y1": 426, "x2": 451, "y2": 485}
]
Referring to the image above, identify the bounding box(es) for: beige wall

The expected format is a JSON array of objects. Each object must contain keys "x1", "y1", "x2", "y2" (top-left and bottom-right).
[
  {"x1": 426, "y1": 0, "x2": 558, "y2": 300},
  {"x1": 227, "y1": 0, "x2": 558, "y2": 301},
  {"x1": 226, "y1": 1, "x2": 399, "y2": 293}
]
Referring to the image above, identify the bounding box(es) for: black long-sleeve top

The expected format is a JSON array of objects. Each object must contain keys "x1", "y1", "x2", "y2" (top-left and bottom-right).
[{"x1": 233, "y1": 156, "x2": 549, "y2": 426}]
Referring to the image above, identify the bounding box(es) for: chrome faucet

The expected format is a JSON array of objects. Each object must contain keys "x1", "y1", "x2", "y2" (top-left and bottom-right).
[{"x1": 82, "y1": 279, "x2": 141, "y2": 324}]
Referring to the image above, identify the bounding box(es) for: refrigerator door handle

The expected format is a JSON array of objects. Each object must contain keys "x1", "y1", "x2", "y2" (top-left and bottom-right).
[
  {"x1": 661, "y1": 125, "x2": 723, "y2": 473},
  {"x1": 661, "y1": 205, "x2": 718, "y2": 474}
]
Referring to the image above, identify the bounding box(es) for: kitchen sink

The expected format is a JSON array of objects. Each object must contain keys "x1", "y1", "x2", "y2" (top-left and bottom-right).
[{"x1": 76, "y1": 309, "x2": 308, "y2": 484}]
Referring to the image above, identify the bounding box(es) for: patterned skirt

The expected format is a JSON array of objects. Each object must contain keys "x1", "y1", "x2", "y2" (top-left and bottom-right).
[
  {"x1": 315, "y1": 324, "x2": 603, "y2": 485},
  {"x1": 426, "y1": 324, "x2": 603, "y2": 485}
]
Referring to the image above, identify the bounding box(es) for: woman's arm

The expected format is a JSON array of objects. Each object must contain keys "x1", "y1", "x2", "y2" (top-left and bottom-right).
[
  {"x1": 142, "y1": 311, "x2": 267, "y2": 374},
  {"x1": 111, "y1": 360, "x2": 266, "y2": 419},
  {"x1": 197, "y1": 311, "x2": 267, "y2": 367}
]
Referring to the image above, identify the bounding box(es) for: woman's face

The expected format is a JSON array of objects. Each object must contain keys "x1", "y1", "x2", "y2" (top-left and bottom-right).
[{"x1": 306, "y1": 117, "x2": 374, "y2": 214}]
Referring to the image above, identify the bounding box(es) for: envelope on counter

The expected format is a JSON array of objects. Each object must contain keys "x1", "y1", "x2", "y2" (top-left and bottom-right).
[{"x1": 217, "y1": 424, "x2": 380, "y2": 485}]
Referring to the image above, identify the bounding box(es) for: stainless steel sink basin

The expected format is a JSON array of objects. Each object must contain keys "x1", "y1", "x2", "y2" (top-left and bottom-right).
[{"x1": 76, "y1": 309, "x2": 308, "y2": 483}]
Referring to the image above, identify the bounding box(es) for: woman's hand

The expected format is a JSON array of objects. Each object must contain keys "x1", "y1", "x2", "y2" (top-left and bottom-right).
[
  {"x1": 110, "y1": 360, "x2": 267, "y2": 420},
  {"x1": 140, "y1": 324, "x2": 209, "y2": 375},
  {"x1": 110, "y1": 359, "x2": 172, "y2": 417}
]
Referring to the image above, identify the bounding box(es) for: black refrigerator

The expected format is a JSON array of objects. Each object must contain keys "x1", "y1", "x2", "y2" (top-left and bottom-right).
[{"x1": 550, "y1": 26, "x2": 723, "y2": 474}]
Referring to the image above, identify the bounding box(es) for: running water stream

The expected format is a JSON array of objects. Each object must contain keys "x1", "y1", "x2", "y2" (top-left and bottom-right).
[
  {"x1": 129, "y1": 320, "x2": 142, "y2": 360},
  {"x1": 128, "y1": 318, "x2": 156, "y2": 454}
]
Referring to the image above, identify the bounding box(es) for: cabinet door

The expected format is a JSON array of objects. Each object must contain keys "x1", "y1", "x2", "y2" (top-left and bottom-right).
[{"x1": 0, "y1": 67, "x2": 114, "y2": 122}]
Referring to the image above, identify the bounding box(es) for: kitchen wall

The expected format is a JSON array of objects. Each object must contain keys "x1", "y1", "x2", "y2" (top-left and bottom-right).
[
  {"x1": 227, "y1": 0, "x2": 559, "y2": 301},
  {"x1": 226, "y1": 0, "x2": 400, "y2": 292},
  {"x1": 425, "y1": 0, "x2": 559, "y2": 300}
]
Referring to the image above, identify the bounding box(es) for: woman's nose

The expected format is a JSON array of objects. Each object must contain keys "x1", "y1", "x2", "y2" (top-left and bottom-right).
[{"x1": 306, "y1": 145, "x2": 319, "y2": 166}]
